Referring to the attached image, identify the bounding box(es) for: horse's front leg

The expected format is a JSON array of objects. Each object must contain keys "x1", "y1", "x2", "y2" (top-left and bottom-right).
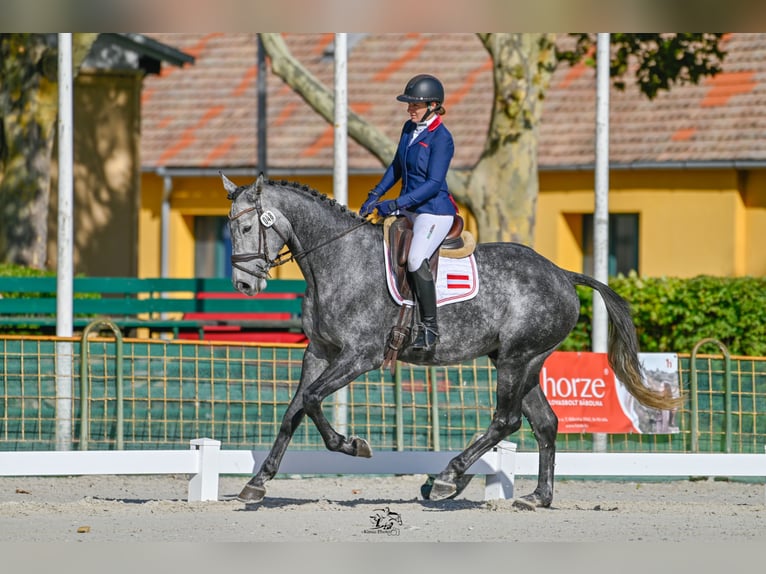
[
  {"x1": 237, "y1": 349, "x2": 328, "y2": 503},
  {"x1": 301, "y1": 353, "x2": 377, "y2": 457}
]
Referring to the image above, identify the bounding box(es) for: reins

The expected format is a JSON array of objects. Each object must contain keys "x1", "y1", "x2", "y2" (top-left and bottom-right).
[{"x1": 229, "y1": 194, "x2": 371, "y2": 276}]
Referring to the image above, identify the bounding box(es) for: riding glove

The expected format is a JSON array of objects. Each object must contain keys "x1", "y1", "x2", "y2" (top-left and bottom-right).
[
  {"x1": 359, "y1": 194, "x2": 379, "y2": 217},
  {"x1": 376, "y1": 199, "x2": 399, "y2": 217}
]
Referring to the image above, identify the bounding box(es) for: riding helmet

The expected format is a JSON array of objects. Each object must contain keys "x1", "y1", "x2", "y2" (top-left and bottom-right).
[{"x1": 396, "y1": 74, "x2": 444, "y2": 104}]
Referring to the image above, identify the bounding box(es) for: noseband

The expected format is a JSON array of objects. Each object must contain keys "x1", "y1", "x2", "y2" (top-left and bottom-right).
[{"x1": 229, "y1": 195, "x2": 370, "y2": 278}]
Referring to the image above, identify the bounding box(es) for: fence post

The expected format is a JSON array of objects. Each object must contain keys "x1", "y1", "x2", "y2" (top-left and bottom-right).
[
  {"x1": 79, "y1": 320, "x2": 124, "y2": 451},
  {"x1": 429, "y1": 367, "x2": 440, "y2": 451},
  {"x1": 483, "y1": 440, "x2": 516, "y2": 500},
  {"x1": 394, "y1": 363, "x2": 404, "y2": 451},
  {"x1": 690, "y1": 338, "x2": 732, "y2": 453},
  {"x1": 188, "y1": 438, "x2": 221, "y2": 502}
]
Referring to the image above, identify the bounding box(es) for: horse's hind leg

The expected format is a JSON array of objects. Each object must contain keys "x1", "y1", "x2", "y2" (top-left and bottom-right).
[
  {"x1": 426, "y1": 354, "x2": 543, "y2": 501},
  {"x1": 429, "y1": 352, "x2": 556, "y2": 505},
  {"x1": 517, "y1": 384, "x2": 557, "y2": 508},
  {"x1": 421, "y1": 386, "x2": 556, "y2": 505}
]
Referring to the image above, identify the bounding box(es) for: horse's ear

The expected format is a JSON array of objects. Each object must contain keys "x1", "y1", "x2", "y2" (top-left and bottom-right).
[
  {"x1": 255, "y1": 173, "x2": 264, "y2": 195},
  {"x1": 221, "y1": 172, "x2": 238, "y2": 198},
  {"x1": 246, "y1": 173, "x2": 265, "y2": 202}
]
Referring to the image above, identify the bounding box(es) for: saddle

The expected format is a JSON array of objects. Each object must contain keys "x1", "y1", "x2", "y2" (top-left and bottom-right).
[
  {"x1": 383, "y1": 215, "x2": 476, "y2": 300},
  {"x1": 381, "y1": 215, "x2": 476, "y2": 373}
]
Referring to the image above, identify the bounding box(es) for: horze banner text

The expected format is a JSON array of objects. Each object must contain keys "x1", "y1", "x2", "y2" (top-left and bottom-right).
[{"x1": 539, "y1": 352, "x2": 680, "y2": 434}]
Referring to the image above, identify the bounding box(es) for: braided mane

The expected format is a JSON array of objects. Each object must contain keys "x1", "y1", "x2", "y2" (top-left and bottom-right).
[{"x1": 262, "y1": 178, "x2": 368, "y2": 222}]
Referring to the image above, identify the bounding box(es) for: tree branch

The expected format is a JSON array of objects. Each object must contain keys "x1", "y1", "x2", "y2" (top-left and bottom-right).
[{"x1": 260, "y1": 33, "x2": 395, "y2": 166}]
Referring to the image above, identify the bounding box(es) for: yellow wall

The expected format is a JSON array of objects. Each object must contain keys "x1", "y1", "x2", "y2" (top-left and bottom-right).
[
  {"x1": 49, "y1": 72, "x2": 141, "y2": 276},
  {"x1": 140, "y1": 167, "x2": 765, "y2": 281},
  {"x1": 537, "y1": 169, "x2": 762, "y2": 278},
  {"x1": 744, "y1": 170, "x2": 766, "y2": 276}
]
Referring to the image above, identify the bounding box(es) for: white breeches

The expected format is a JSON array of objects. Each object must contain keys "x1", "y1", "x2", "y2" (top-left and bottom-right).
[{"x1": 403, "y1": 211, "x2": 455, "y2": 272}]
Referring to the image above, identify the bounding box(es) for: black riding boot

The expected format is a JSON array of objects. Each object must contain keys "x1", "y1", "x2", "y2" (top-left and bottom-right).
[{"x1": 410, "y1": 260, "x2": 439, "y2": 350}]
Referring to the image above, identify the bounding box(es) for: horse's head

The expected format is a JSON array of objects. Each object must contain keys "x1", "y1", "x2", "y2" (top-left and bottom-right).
[{"x1": 223, "y1": 173, "x2": 289, "y2": 296}]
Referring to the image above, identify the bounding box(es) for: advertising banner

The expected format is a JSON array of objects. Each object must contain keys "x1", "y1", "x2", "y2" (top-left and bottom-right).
[{"x1": 539, "y1": 352, "x2": 680, "y2": 434}]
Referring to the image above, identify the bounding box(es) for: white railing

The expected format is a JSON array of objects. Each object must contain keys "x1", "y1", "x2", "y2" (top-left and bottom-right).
[
  {"x1": 517, "y1": 450, "x2": 766, "y2": 478},
  {"x1": 1, "y1": 439, "x2": 764, "y2": 502},
  {"x1": 0, "y1": 438, "x2": 516, "y2": 502}
]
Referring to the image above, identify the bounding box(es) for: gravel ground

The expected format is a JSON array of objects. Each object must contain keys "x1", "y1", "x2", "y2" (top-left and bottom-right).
[
  {"x1": 0, "y1": 473, "x2": 764, "y2": 543},
  {"x1": 2, "y1": 473, "x2": 764, "y2": 573}
]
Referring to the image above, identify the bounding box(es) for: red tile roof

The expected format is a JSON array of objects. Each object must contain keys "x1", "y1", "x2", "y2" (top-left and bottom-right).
[{"x1": 141, "y1": 33, "x2": 766, "y2": 172}]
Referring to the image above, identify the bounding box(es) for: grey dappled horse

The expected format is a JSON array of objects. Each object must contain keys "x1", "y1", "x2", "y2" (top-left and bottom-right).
[{"x1": 224, "y1": 174, "x2": 678, "y2": 506}]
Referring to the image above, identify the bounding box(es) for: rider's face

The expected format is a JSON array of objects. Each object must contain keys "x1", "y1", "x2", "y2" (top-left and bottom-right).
[{"x1": 407, "y1": 101, "x2": 430, "y2": 123}]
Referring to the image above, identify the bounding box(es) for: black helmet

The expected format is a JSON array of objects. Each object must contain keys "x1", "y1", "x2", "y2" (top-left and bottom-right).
[{"x1": 396, "y1": 74, "x2": 444, "y2": 104}]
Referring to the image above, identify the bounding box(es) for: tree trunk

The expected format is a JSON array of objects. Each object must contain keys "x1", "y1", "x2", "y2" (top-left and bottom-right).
[
  {"x1": 464, "y1": 33, "x2": 557, "y2": 245},
  {"x1": 0, "y1": 33, "x2": 97, "y2": 268}
]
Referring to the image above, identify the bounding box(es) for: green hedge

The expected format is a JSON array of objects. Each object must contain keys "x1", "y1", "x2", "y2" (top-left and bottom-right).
[
  {"x1": 560, "y1": 273, "x2": 766, "y2": 357},
  {"x1": 0, "y1": 263, "x2": 53, "y2": 279}
]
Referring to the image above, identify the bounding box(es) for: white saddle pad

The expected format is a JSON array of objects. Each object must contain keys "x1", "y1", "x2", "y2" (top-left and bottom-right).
[{"x1": 384, "y1": 245, "x2": 479, "y2": 307}]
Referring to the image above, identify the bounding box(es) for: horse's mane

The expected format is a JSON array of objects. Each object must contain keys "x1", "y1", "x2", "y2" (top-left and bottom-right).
[{"x1": 231, "y1": 178, "x2": 372, "y2": 224}]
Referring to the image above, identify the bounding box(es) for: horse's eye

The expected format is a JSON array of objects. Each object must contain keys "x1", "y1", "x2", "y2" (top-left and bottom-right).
[{"x1": 242, "y1": 225, "x2": 252, "y2": 234}]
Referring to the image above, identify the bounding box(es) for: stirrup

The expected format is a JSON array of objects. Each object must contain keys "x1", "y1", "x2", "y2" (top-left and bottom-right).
[{"x1": 412, "y1": 323, "x2": 439, "y2": 350}]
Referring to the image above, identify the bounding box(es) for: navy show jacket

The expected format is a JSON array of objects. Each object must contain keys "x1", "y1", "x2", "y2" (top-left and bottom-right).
[{"x1": 371, "y1": 115, "x2": 457, "y2": 216}]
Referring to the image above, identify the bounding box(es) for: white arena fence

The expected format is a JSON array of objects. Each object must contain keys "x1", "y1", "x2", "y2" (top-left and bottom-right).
[{"x1": 1, "y1": 438, "x2": 764, "y2": 503}]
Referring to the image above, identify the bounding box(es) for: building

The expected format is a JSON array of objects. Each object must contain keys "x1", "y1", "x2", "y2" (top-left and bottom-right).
[
  {"x1": 138, "y1": 33, "x2": 766, "y2": 281},
  {"x1": 48, "y1": 33, "x2": 193, "y2": 277}
]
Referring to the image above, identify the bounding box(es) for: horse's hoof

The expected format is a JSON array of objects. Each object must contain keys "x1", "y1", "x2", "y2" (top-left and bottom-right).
[
  {"x1": 513, "y1": 491, "x2": 551, "y2": 509},
  {"x1": 511, "y1": 497, "x2": 537, "y2": 511},
  {"x1": 427, "y1": 479, "x2": 457, "y2": 501},
  {"x1": 421, "y1": 474, "x2": 473, "y2": 500},
  {"x1": 236, "y1": 483, "x2": 266, "y2": 503},
  {"x1": 453, "y1": 474, "x2": 475, "y2": 497},
  {"x1": 350, "y1": 436, "x2": 372, "y2": 458}
]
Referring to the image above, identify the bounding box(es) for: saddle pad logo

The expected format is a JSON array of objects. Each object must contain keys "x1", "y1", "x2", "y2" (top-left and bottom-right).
[
  {"x1": 446, "y1": 274, "x2": 471, "y2": 290},
  {"x1": 384, "y1": 247, "x2": 479, "y2": 307}
]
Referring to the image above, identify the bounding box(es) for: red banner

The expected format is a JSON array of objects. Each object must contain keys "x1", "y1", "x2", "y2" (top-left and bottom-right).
[{"x1": 539, "y1": 352, "x2": 679, "y2": 434}]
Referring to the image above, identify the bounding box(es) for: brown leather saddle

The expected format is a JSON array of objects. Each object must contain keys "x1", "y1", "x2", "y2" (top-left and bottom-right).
[{"x1": 381, "y1": 215, "x2": 476, "y2": 372}]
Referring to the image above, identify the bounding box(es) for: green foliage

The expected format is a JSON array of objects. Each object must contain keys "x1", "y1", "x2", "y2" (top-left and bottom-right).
[
  {"x1": 0, "y1": 262, "x2": 53, "y2": 278},
  {"x1": 556, "y1": 33, "x2": 726, "y2": 100},
  {"x1": 559, "y1": 274, "x2": 766, "y2": 357}
]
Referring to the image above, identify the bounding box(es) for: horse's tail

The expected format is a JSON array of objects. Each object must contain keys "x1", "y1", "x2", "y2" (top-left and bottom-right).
[{"x1": 568, "y1": 271, "x2": 682, "y2": 410}]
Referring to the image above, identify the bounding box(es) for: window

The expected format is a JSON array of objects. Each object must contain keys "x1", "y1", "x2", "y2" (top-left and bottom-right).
[
  {"x1": 582, "y1": 213, "x2": 639, "y2": 276},
  {"x1": 194, "y1": 216, "x2": 232, "y2": 278}
]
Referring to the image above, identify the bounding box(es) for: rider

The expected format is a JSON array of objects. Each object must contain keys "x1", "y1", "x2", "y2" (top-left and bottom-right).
[{"x1": 359, "y1": 74, "x2": 457, "y2": 351}]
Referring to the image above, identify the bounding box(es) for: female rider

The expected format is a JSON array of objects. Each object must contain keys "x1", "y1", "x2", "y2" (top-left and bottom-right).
[{"x1": 359, "y1": 74, "x2": 457, "y2": 351}]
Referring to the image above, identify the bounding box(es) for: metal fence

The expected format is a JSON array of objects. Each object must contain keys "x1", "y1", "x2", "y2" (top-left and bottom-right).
[{"x1": 1, "y1": 334, "x2": 764, "y2": 454}]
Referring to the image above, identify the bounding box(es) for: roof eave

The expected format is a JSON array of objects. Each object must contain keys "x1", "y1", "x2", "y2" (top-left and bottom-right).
[{"x1": 106, "y1": 33, "x2": 195, "y2": 67}]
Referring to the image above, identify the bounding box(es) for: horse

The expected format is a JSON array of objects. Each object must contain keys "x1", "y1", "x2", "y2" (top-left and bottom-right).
[{"x1": 223, "y1": 173, "x2": 679, "y2": 506}]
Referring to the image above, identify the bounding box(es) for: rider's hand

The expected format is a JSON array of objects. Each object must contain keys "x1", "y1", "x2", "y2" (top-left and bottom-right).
[
  {"x1": 359, "y1": 196, "x2": 378, "y2": 217},
  {"x1": 376, "y1": 199, "x2": 399, "y2": 217}
]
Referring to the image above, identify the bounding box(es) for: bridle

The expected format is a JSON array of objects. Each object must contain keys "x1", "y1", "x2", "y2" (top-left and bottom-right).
[{"x1": 228, "y1": 193, "x2": 370, "y2": 278}]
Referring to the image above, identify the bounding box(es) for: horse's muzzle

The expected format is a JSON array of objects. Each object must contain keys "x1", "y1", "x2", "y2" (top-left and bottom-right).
[{"x1": 233, "y1": 276, "x2": 267, "y2": 296}]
